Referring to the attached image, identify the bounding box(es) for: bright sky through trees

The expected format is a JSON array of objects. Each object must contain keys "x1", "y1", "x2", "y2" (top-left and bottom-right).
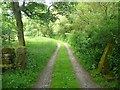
[{"x1": 45, "y1": 0, "x2": 52, "y2": 6}]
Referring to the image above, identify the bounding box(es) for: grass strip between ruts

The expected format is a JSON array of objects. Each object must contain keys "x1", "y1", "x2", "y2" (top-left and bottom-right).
[{"x1": 51, "y1": 44, "x2": 80, "y2": 88}]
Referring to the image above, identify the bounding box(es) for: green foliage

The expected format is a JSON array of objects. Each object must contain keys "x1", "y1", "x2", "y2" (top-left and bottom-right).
[
  {"x1": 90, "y1": 69, "x2": 119, "y2": 88},
  {"x1": 22, "y1": 2, "x2": 58, "y2": 24},
  {"x1": 2, "y1": 1, "x2": 120, "y2": 88},
  {"x1": 65, "y1": 2, "x2": 120, "y2": 87},
  {"x1": 52, "y1": 16, "x2": 72, "y2": 41},
  {"x1": 23, "y1": 18, "x2": 54, "y2": 38},
  {"x1": 2, "y1": 37, "x2": 57, "y2": 88},
  {"x1": 52, "y1": 2, "x2": 77, "y2": 17},
  {"x1": 2, "y1": 2, "x2": 17, "y2": 47},
  {"x1": 51, "y1": 44, "x2": 79, "y2": 88}
]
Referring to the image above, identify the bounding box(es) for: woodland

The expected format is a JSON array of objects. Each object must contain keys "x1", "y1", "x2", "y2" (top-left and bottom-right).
[{"x1": 1, "y1": 1, "x2": 120, "y2": 88}]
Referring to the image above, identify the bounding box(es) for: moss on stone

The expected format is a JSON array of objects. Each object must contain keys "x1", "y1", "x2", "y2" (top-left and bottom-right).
[
  {"x1": 16, "y1": 46, "x2": 26, "y2": 68},
  {"x1": 1, "y1": 47, "x2": 16, "y2": 70},
  {"x1": 2, "y1": 47, "x2": 16, "y2": 64},
  {"x1": 98, "y1": 43, "x2": 113, "y2": 75}
]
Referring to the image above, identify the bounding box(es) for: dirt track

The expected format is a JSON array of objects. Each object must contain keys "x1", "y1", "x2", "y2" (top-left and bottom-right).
[
  {"x1": 34, "y1": 43, "x2": 60, "y2": 88},
  {"x1": 65, "y1": 44, "x2": 99, "y2": 88},
  {"x1": 35, "y1": 43, "x2": 99, "y2": 88}
]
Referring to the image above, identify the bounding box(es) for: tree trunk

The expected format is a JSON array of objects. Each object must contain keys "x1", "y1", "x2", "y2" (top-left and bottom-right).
[
  {"x1": 11, "y1": 2, "x2": 25, "y2": 46},
  {"x1": 11, "y1": 1, "x2": 26, "y2": 68}
]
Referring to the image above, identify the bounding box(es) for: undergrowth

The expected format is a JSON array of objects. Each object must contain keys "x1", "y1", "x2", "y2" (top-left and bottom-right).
[
  {"x1": 2, "y1": 37, "x2": 57, "y2": 88},
  {"x1": 70, "y1": 45, "x2": 119, "y2": 88}
]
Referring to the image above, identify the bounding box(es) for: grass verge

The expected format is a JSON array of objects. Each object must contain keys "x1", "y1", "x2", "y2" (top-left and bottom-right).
[
  {"x1": 70, "y1": 45, "x2": 119, "y2": 88},
  {"x1": 2, "y1": 37, "x2": 57, "y2": 88},
  {"x1": 50, "y1": 44, "x2": 80, "y2": 88}
]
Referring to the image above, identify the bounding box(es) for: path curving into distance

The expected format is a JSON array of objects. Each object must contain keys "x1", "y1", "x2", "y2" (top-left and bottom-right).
[
  {"x1": 35, "y1": 43, "x2": 60, "y2": 88},
  {"x1": 65, "y1": 43, "x2": 99, "y2": 88},
  {"x1": 35, "y1": 42, "x2": 99, "y2": 88}
]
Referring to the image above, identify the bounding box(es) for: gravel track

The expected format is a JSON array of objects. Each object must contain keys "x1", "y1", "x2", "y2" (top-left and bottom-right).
[
  {"x1": 34, "y1": 43, "x2": 60, "y2": 88},
  {"x1": 65, "y1": 44, "x2": 99, "y2": 88}
]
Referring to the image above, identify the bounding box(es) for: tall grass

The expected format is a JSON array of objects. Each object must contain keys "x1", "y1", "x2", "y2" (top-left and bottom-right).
[{"x1": 2, "y1": 37, "x2": 57, "y2": 88}]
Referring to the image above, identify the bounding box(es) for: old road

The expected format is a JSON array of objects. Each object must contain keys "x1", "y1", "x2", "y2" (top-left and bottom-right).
[
  {"x1": 35, "y1": 43, "x2": 99, "y2": 88},
  {"x1": 35, "y1": 43, "x2": 60, "y2": 88}
]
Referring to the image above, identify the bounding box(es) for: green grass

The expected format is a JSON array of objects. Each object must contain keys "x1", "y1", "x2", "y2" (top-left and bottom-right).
[
  {"x1": 70, "y1": 45, "x2": 119, "y2": 88},
  {"x1": 2, "y1": 37, "x2": 57, "y2": 88},
  {"x1": 78, "y1": 57, "x2": 119, "y2": 88},
  {"x1": 50, "y1": 44, "x2": 80, "y2": 88},
  {"x1": 90, "y1": 69, "x2": 119, "y2": 88}
]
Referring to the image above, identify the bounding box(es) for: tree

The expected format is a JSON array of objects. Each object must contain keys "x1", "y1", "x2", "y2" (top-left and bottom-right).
[
  {"x1": 11, "y1": 1, "x2": 25, "y2": 46},
  {"x1": 11, "y1": 1, "x2": 26, "y2": 68}
]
